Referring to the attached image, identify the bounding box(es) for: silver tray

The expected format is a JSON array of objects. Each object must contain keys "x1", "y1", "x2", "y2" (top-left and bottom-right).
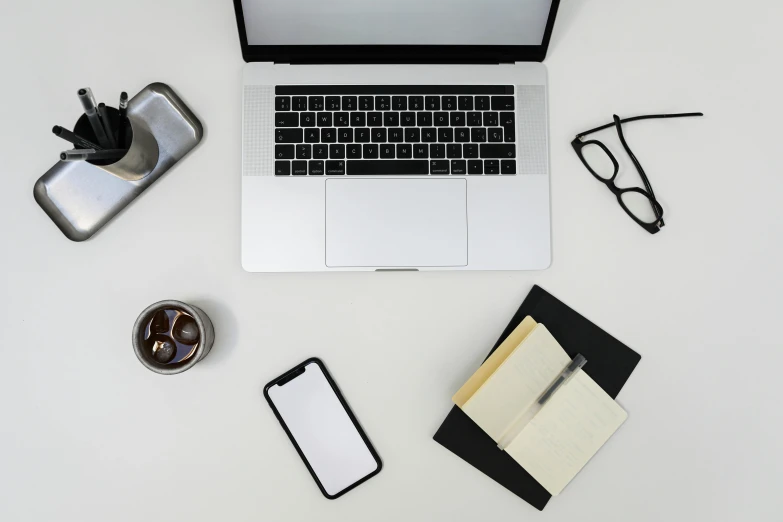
[{"x1": 34, "y1": 83, "x2": 203, "y2": 241}]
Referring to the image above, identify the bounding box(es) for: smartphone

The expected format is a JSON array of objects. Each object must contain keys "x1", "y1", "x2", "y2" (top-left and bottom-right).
[{"x1": 264, "y1": 358, "x2": 382, "y2": 499}]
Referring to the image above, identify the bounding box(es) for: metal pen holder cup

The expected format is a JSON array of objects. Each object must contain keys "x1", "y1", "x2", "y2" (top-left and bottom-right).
[
  {"x1": 34, "y1": 83, "x2": 203, "y2": 242},
  {"x1": 73, "y1": 107, "x2": 159, "y2": 181}
]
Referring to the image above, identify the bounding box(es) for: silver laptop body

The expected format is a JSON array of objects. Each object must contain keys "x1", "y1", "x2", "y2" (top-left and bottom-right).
[{"x1": 235, "y1": 0, "x2": 559, "y2": 272}]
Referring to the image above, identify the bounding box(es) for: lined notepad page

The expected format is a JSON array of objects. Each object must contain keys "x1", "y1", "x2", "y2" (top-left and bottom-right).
[
  {"x1": 461, "y1": 325, "x2": 571, "y2": 441},
  {"x1": 505, "y1": 371, "x2": 628, "y2": 495}
]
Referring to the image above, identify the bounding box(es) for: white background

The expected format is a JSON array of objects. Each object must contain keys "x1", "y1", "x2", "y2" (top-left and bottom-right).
[{"x1": 1, "y1": 0, "x2": 782, "y2": 521}]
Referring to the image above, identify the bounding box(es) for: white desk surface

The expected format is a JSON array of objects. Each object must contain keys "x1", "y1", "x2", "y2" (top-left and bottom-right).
[{"x1": 1, "y1": 1, "x2": 782, "y2": 520}]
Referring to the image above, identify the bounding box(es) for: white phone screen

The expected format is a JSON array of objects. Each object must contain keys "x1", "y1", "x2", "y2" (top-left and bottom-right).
[{"x1": 266, "y1": 360, "x2": 380, "y2": 497}]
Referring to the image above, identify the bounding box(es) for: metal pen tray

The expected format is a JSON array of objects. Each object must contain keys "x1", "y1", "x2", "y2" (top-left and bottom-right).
[{"x1": 34, "y1": 83, "x2": 203, "y2": 241}]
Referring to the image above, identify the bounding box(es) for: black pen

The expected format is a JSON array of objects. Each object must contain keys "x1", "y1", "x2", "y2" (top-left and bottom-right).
[
  {"x1": 117, "y1": 91, "x2": 129, "y2": 148},
  {"x1": 77, "y1": 88, "x2": 111, "y2": 149},
  {"x1": 97, "y1": 102, "x2": 117, "y2": 148},
  {"x1": 60, "y1": 148, "x2": 127, "y2": 162},
  {"x1": 52, "y1": 125, "x2": 104, "y2": 150}
]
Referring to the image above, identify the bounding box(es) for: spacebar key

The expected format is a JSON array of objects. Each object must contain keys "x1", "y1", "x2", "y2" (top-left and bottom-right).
[{"x1": 347, "y1": 160, "x2": 429, "y2": 175}]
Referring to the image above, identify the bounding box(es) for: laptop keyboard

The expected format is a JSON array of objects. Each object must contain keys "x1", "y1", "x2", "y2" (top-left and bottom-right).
[{"x1": 273, "y1": 86, "x2": 517, "y2": 176}]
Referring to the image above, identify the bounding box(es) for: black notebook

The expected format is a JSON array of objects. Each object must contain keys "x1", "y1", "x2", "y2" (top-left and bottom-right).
[{"x1": 433, "y1": 285, "x2": 642, "y2": 511}]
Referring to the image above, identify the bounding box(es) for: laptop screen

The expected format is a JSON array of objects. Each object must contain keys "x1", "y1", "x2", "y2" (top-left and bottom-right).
[{"x1": 240, "y1": 0, "x2": 554, "y2": 46}]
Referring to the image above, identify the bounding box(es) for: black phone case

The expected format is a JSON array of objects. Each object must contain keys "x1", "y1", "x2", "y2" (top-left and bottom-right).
[{"x1": 263, "y1": 357, "x2": 383, "y2": 499}]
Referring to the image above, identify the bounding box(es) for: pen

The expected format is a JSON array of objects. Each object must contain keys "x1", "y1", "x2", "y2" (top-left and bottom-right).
[
  {"x1": 52, "y1": 125, "x2": 104, "y2": 151},
  {"x1": 60, "y1": 148, "x2": 127, "y2": 162},
  {"x1": 117, "y1": 91, "x2": 129, "y2": 148},
  {"x1": 496, "y1": 354, "x2": 587, "y2": 451},
  {"x1": 98, "y1": 102, "x2": 117, "y2": 148},
  {"x1": 77, "y1": 88, "x2": 111, "y2": 149}
]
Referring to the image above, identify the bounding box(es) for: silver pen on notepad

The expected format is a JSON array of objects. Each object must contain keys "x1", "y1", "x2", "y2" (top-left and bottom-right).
[{"x1": 496, "y1": 354, "x2": 587, "y2": 451}]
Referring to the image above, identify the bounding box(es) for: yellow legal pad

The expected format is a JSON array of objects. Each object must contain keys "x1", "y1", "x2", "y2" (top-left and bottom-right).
[{"x1": 453, "y1": 316, "x2": 628, "y2": 496}]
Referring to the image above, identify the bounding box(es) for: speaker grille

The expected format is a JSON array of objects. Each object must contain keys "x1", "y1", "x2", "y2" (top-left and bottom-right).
[
  {"x1": 515, "y1": 85, "x2": 548, "y2": 176},
  {"x1": 243, "y1": 85, "x2": 275, "y2": 177}
]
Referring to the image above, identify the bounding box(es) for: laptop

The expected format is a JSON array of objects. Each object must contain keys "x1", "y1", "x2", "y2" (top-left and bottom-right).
[{"x1": 233, "y1": 0, "x2": 559, "y2": 272}]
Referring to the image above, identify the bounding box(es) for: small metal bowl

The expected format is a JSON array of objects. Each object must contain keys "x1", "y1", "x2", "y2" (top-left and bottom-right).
[{"x1": 132, "y1": 300, "x2": 214, "y2": 375}]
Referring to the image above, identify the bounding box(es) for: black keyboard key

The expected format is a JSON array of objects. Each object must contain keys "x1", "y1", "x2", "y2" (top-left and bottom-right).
[
  {"x1": 501, "y1": 112, "x2": 516, "y2": 142},
  {"x1": 292, "y1": 96, "x2": 308, "y2": 111},
  {"x1": 458, "y1": 96, "x2": 473, "y2": 111},
  {"x1": 326, "y1": 96, "x2": 341, "y2": 110},
  {"x1": 410, "y1": 96, "x2": 424, "y2": 111},
  {"x1": 326, "y1": 160, "x2": 346, "y2": 175},
  {"x1": 321, "y1": 128, "x2": 337, "y2": 143},
  {"x1": 351, "y1": 112, "x2": 366, "y2": 127},
  {"x1": 454, "y1": 128, "x2": 470, "y2": 143},
  {"x1": 292, "y1": 160, "x2": 308, "y2": 176},
  {"x1": 275, "y1": 144, "x2": 295, "y2": 159},
  {"x1": 413, "y1": 144, "x2": 428, "y2": 158},
  {"x1": 275, "y1": 160, "x2": 290, "y2": 175},
  {"x1": 430, "y1": 160, "x2": 450, "y2": 174},
  {"x1": 463, "y1": 144, "x2": 479, "y2": 158},
  {"x1": 304, "y1": 128, "x2": 319, "y2": 143},
  {"x1": 363, "y1": 144, "x2": 379, "y2": 158},
  {"x1": 342, "y1": 96, "x2": 357, "y2": 111},
  {"x1": 393, "y1": 96, "x2": 407, "y2": 110},
  {"x1": 417, "y1": 112, "x2": 433, "y2": 127},
  {"x1": 501, "y1": 160, "x2": 516, "y2": 174},
  {"x1": 372, "y1": 128, "x2": 387, "y2": 143},
  {"x1": 355, "y1": 128, "x2": 370, "y2": 143},
  {"x1": 447, "y1": 144, "x2": 462, "y2": 158},
  {"x1": 485, "y1": 160, "x2": 500, "y2": 174},
  {"x1": 296, "y1": 144, "x2": 311, "y2": 159},
  {"x1": 330, "y1": 144, "x2": 345, "y2": 159},
  {"x1": 380, "y1": 144, "x2": 395, "y2": 159},
  {"x1": 483, "y1": 112, "x2": 499, "y2": 127},
  {"x1": 430, "y1": 144, "x2": 445, "y2": 158},
  {"x1": 275, "y1": 113, "x2": 299, "y2": 127},
  {"x1": 405, "y1": 128, "x2": 420, "y2": 142},
  {"x1": 471, "y1": 128, "x2": 487, "y2": 142},
  {"x1": 309, "y1": 96, "x2": 325, "y2": 111},
  {"x1": 359, "y1": 96, "x2": 374, "y2": 111},
  {"x1": 475, "y1": 96, "x2": 490, "y2": 111},
  {"x1": 451, "y1": 160, "x2": 467, "y2": 174},
  {"x1": 338, "y1": 128, "x2": 354, "y2": 143},
  {"x1": 313, "y1": 144, "x2": 328, "y2": 159},
  {"x1": 397, "y1": 144, "x2": 412, "y2": 158},
  {"x1": 368, "y1": 112, "x2": 383, "y2": 127},
  {"x1": 422, "y1": 128, "x2": 437, "y2": 143},
  {"x1": 438, "y1": 128, "x2": 454, "y2": 142},
  {"x1": 468, "y1": 159, "x2": 483, "y2": 174},
  {"x1": 309, "y1": 160, "x2": 325, "y2": 175},
  {"x1": 335, "y1": 112, "x2": 350, "y2": 127},
  {"x1": 276, "y1": 128, "x2": 303, "y2": 143},
  {"x1": 347, "y1": 160, "x2": 429, "y2": 175},
  {"x1": 389, "y1": 128, "x2": 404, "y2": 143},
  {"x1": 376, "y1": 96, "x2": 391, "y2": 111},
  {"x1": 347, "y1": 144, "x2": 362, "y2": 159},
  {"x1": 300, "y1": 112, "x2": 315, "y2": 127},
  {"x1": 434, "y1": 112, "x2": 449, "y2": 127},
  {"x1": 480, "y1": 144, "x2": 516, "y2": 158},
  {"x1": 450, "y1": 112, "x2": 466, "y2": 126},
  {"x1": 467, "y1": 112, "x2": 483, "y2": 126},
  {"x1": 401, "y1": 112, "x2": 416, "y2": 127},
  {"x1": 384, "y1": 112, "x2": 400, "y2": 127},
  {"x1": 491, "y1": 96, "x2": 515, "y2": 111},
  {"x1": 317, "y1": 113, "x2": 332, "y2": 127},
  {"x1": 425, "y1": 96, "x2": 440, "y2": 110},
  {"x1": 442, "y1": 96, "x2": 457, "y2": 111},
  {"x1": 488, "y1": 128, "x2": 503, "y2": 143},
  {"x1": 275, "y1": 96, "x2": 291, "y2": 111}
]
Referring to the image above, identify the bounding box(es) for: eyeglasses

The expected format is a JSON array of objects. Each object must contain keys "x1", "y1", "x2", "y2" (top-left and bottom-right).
[{"x1": 571, "y1": 112, "x2": 703, "y2": 234}]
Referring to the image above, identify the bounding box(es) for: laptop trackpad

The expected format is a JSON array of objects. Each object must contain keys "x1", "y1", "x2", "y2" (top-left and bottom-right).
[{"x1": 326, "y1": 179, "x2": 468, "y2": 268}]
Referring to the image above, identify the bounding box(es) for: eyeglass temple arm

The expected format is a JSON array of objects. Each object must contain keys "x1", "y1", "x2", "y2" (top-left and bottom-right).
[{"x1": 576, "y1": 112, "x2": 704, "y2": 139}]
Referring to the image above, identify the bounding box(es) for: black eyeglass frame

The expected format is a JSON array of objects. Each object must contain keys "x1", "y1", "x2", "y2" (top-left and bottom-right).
[{"x1": 571, "y1": 112, "x2": 703, "y2": 234}]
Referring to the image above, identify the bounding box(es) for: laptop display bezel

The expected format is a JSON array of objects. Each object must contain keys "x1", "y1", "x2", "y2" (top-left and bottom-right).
[{"x1": 231, "y1": 0, "x2": 561, "y2": 64}]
